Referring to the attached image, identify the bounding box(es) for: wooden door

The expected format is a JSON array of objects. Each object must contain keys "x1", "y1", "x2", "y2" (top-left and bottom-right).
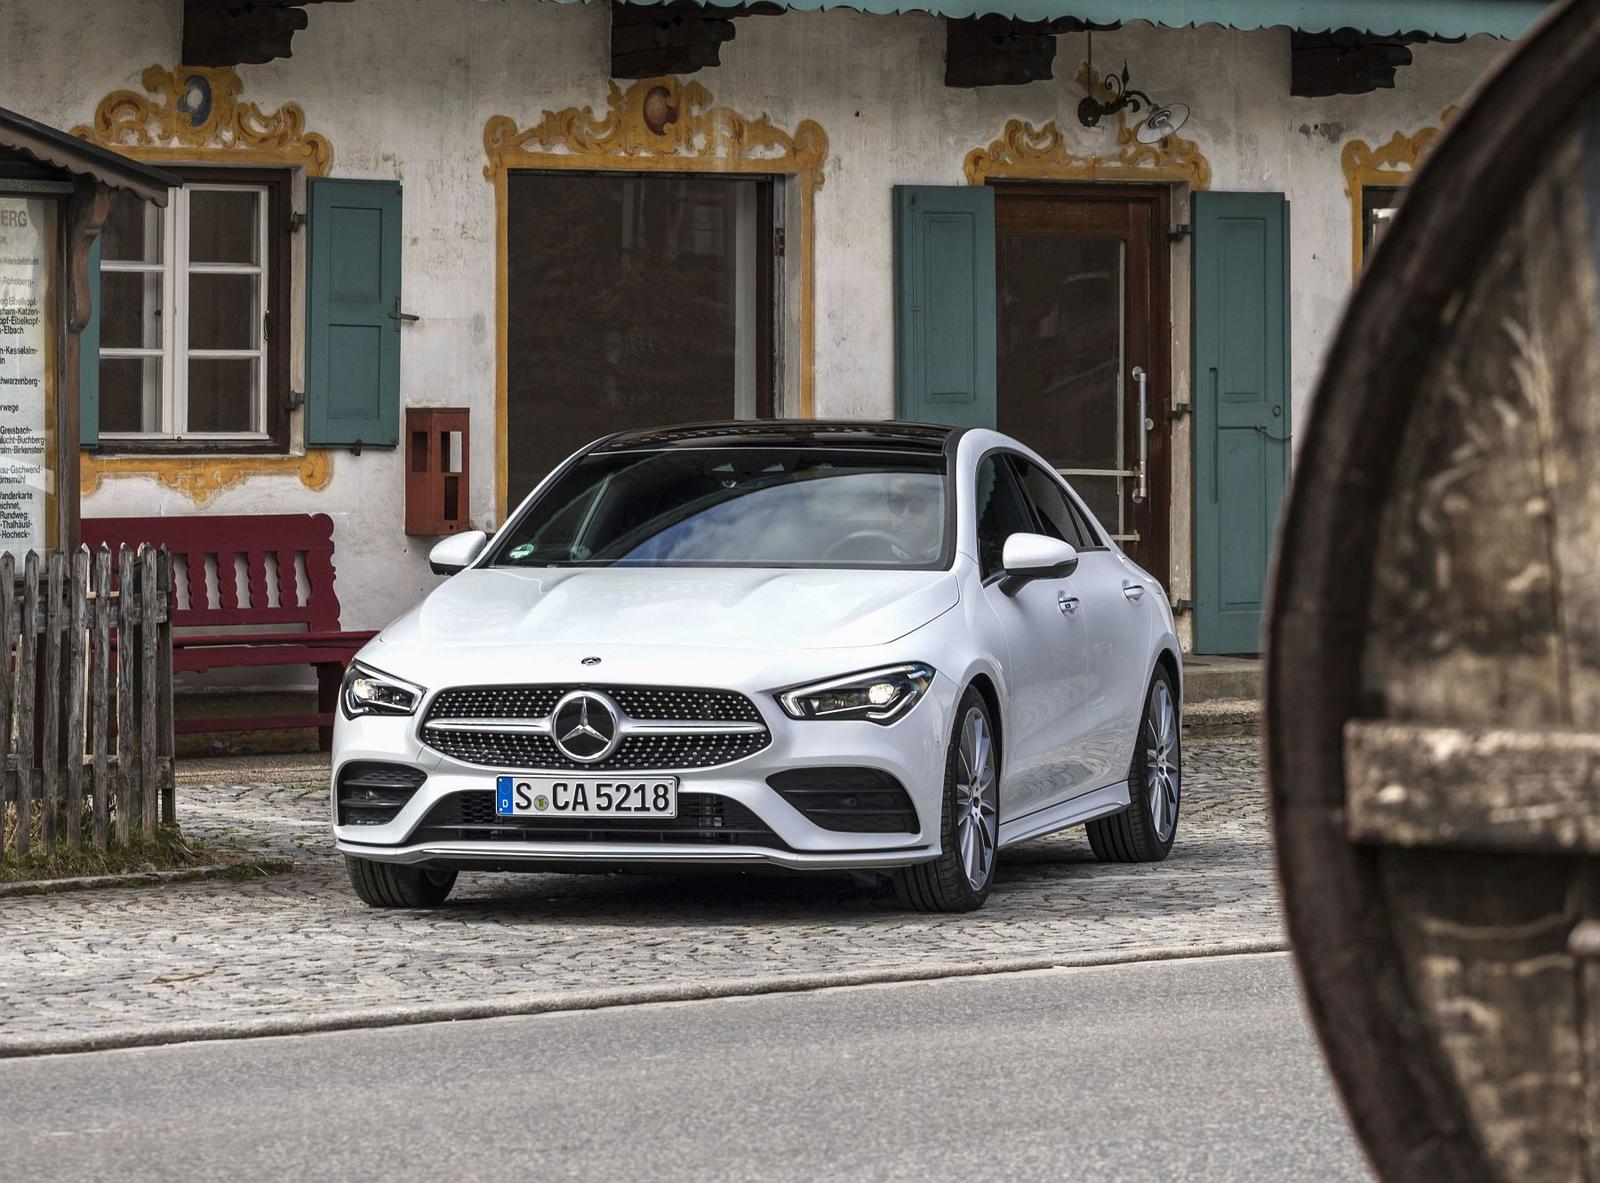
[{"x1": 994, "y1": 184, "x2": 1171, "y2": 583}]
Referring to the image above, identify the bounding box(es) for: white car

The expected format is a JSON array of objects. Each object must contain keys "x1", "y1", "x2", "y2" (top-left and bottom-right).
[{"x1": 333, "y1": 421, "x2": 1182, "y2": 912}]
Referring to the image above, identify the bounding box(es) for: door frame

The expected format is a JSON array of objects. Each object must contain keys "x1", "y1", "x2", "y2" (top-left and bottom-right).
[{"x1": 990, "y1": 180, "x2": 1173, "y2": 586}]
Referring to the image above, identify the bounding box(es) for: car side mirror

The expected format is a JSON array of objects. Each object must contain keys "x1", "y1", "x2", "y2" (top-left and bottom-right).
[
  {"x1": 999, "y1": 533, "x2": 1078, "y2": 595},
  {"x1": 428, "y1": 530, "x2": 488, "y2": 576}
]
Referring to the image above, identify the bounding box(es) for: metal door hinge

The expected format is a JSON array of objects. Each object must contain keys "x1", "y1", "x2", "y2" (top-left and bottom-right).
[
  {"x1": 287, "y1": 390, "x2": 306, "y2": 410},
  {"x1": 774, "y1": 227, "x2": 786, "y2": 257},
  {"x1": 1168, "y1": 223, "x2": 1191, "y2": 241},
  {"x1": 1172, "y1": 598, "x2": 1194, "y2": 614},
  {"x1": 389, "y1": 296, "x2": 420, "y2": 324},
  {"x1": 1172, "y1": 401, "x2": 1193, "y2": 418},
  {"x1": 288, "y1": 211, "x2": 308, "y2": 232}
]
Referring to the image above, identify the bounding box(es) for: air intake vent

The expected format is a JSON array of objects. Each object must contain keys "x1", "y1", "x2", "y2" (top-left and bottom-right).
[
  {"x1": 337, "y1": 762, "x2": 428, "y2": 826},
  {"x1": 767, "y1": 768, "x2": 919, "y2": 833}
]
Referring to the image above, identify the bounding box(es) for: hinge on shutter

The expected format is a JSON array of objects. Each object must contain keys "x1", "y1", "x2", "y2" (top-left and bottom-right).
[
  {"x1": 389, "y1": 296, "x2": 419, "y2": 324},
  {"x1": 1172, "y1": 598, "x2": 1194, "y2": 613},
  {"x1": 1168, "y1": 223, "x2": 1192, "y2": 241},
  {"x1": 288, "y1": 391, "x2": 306, "y2": 410},
  {"x1": 1172, "y1": 401, "x2": 1193, "y2": 418},
  {"x1": 773, "y1": 227, "x2": 786, "y2": 257},
  {"x1": 288, "y1": 211, "x2": 308, "y2": 232}
]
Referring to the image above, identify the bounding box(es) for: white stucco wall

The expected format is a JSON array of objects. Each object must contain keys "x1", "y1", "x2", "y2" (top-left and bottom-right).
[{"x1": 0, "y1": 0, "x2": 1507, "y2": 653}]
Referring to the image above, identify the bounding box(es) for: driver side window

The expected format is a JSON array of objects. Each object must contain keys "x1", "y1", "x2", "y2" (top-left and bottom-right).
[{"x1": 974, "y1": 455, "x2": 1035, "y2": 580}]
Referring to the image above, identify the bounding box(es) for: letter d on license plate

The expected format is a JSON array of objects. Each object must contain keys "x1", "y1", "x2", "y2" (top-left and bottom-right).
[{"x1": 495, "y1": 775, "x2": 678, "y2": 819}]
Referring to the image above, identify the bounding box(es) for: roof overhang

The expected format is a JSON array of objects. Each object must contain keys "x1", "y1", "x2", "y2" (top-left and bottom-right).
[
  {"x1": 583, "y1": 0, "x2": 1549, "y2": 39},
  {"x1": 0, "y1": 105, "x2": 183, "y2": 205}
]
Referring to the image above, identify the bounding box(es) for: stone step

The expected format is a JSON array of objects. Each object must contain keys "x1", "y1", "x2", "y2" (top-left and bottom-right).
[{"x1": 1182, "y1": 655, "x2": 1261, "y2": 704}]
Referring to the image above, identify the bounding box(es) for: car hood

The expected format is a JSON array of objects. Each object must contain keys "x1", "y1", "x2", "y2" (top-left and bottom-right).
[{"x1": 373, "y1": 566, "x2": 961, "y2": 658}]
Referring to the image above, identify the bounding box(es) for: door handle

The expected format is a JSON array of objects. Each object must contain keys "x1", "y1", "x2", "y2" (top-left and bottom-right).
[
  {"x1": 1131, "y1": 366, "x2": 1150, "y2": 504},
  {"x1": 1057, "y1": 592, "x2": 1079, "y2": 615},
  {"x1": 1122, "y1": 583, "x2": 1146, "y2": 602}
]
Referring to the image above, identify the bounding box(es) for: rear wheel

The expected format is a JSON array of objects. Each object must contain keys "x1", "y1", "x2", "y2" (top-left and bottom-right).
[
  {"x1": 1086, "y1": 665, "x2": 1180, "y2": 863},
  {"x1": 893, "y1": 688, "x2": 998, "y2": 912},
  {"x1": 345, "y1": 856, "x2": 457, "y2": 908}
]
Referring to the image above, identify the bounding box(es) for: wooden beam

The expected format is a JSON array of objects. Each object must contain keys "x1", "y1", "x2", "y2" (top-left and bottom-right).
[{"x1": 182, "y1": 0, "x2": 353, "y2": 67}]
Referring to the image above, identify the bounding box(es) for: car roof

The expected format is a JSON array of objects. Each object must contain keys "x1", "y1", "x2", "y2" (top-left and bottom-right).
[{"x1": 590, "y1": 420, "x2": 958, "y2": 453}]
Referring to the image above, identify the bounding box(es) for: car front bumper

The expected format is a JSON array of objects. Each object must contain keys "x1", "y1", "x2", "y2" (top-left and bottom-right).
[{"x1": 331, "y1": 673, "x2": 959, "y2": 872}]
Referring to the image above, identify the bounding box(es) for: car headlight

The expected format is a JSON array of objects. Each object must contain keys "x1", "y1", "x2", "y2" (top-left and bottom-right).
[
  {"x1": 776, "y1": 663, "x2": 936, "y2": 725},
  {"x1": 341, "y1": 661, "x2": 425, "y2": 719}
]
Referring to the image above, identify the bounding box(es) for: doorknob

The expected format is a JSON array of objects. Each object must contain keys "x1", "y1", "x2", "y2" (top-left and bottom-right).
[
  {"x1": 1057, "y1": 592, "x2": 1079, "y2": 615},
  {"x1": 1122, "y1": 583, "x2": 1146, "y2": 602}
]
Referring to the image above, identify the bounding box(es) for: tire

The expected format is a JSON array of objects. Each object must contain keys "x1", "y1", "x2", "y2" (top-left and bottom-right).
[
  {"x1": 345, "y1": 856, "x2": 457, "y2": 908},
  {"x1": 893, "y1": 687, "x2": 999, "y2": 912},
  {"x1": 1087, "y1": 664, "x2": 1181, "y2": 863}
]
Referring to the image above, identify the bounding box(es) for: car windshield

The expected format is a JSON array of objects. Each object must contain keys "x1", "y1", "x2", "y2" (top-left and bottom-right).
[{"x1": 491, "y1": 446, "x2": 949, "y2": 569}]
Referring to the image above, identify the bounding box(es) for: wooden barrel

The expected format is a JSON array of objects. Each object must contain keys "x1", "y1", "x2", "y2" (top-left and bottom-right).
[{"x1": 1266, "y1": 1, "x2": 1600, "y2": 1179}]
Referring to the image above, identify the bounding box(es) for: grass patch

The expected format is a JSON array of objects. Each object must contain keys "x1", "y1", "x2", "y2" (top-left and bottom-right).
[{"x1": 0, "y1": 803, "x2": 282, "y2": 885}]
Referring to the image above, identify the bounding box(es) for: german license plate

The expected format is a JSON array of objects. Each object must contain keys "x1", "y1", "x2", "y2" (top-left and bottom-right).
[{"x1": 495, "y1": 776, "x2": 678, "y2": 819}]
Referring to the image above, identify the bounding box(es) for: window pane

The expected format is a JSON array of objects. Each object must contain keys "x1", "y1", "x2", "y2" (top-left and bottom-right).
[
  {"x1": 100, "y1": 357, "x2": 162, "y2": 433},
  {"x1": 186, "y1": 358, "x2": 257, "y2": 433},
  {"x1": 188, "y1": 273, "x2": 259, "y2": 350},
  {"x1": 1071, "y1": 475, "x2": 1122, "y2": 537},
  {"x1": 100, "y1": 192, "x2": 163, "y2": 263},
  {"x1": 1013, "y1": 458, "x2": 1086, "y2": 548},
  {"x1": 100, "y1": 272, "x2": 163, "y2": 349},
  {"x1": 188, "y1": 189, "x2": 260, "y2": 265},
  {"x1": 974, "y1": 456, "x2": 1035, "y2": 579}
]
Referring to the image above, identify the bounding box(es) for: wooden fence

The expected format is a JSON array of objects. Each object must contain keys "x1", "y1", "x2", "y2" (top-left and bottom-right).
[{"x1": 0, "y1": 545, "x2": 174, "y2": 860}]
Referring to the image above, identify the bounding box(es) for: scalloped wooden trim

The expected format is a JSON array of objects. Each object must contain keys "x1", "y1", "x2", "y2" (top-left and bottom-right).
[
  {"x1": 1342, "y1": 108, "x2": 1457, "y2": 277},
  {"x1": 965, "y1": 64, "x2": 1212, "y2": 189},
  {"x1": 484, "y1": 77, "x2": 828, "y2": 517}
]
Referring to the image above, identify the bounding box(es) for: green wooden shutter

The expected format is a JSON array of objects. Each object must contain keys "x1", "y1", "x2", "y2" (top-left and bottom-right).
[
  {"x1": 79, "y1": 238, "x2": 100, "y2": 447},
  {"x1": 1192, "y1": 191, "x2": 1291, "y2": 655},
  {"x1": 893, "y1": 186, "x2": 996, "y2": 427},
  {"x1": 306, "y1": 178, "x2": 402, "y2": 447}
]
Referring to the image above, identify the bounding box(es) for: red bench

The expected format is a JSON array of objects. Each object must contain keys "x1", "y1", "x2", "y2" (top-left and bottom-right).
[{"x1": 82, "y1": 514, "x2": 378, "y2": 750}]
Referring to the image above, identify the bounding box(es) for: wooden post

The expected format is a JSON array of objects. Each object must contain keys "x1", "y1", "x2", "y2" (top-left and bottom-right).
[
  {"x1": 115, "y1": 545, "x2": 133, "y2": 843},
  {"x1": 64, "y1": 547, "x2": 86, "y2": 849},
  {"x1": 0, "y1": 554, "x2": 12, "y2": 854},
  {"x1": 60, "y1": 181, "x2": 109, "y2": 557},
  {"x1": 90, "y1": 546, "x2": 109, "y2": 848},
  {"x1": 139, "y1": 546, "x2": 158, "y2": 836},
  {"x1": 39, "y1": 551, "x2": 61, "y2": 854},
  {"x1": 15, "y1": 552, "x2": 37, "y2": 857},
  {"x1": 156, "y1": 548, "x2": 174, "y2": 827}
]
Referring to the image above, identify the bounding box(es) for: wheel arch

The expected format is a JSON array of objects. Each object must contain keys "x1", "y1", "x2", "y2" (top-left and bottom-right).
[
  {"x1": 964, "y1": 671, "x2": 1004, "y2": 779},
  {"x1": 1154, "y1": 646, "x2": 1182, "y2": 708}
]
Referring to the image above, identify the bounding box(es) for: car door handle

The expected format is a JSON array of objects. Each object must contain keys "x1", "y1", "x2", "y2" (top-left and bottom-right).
[
  {"x1": 1122, "y1": 583, "x2": 1146, "y2": 602},
  {"x1": 1057, "y1": 592, "x2": 1079, "y2": 615}
]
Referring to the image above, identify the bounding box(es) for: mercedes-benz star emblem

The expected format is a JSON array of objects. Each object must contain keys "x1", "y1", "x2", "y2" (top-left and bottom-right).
[
  {"x1": 551, "y1": 691, "x2": 620, "y2": 763},
  {"x1": 581, "y1": 656, "x2": 602, "y2": 666}
]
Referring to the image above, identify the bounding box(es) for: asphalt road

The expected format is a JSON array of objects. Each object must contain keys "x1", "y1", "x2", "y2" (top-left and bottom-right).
[{"x1": 6, "y1": 951, "x2": 1368, "y2": 1182}]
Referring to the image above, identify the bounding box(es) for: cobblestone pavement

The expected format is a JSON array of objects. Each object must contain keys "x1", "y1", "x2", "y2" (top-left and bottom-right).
[{"x1": 0, "y1": 738, "x2": 1278, "y2": 1045}]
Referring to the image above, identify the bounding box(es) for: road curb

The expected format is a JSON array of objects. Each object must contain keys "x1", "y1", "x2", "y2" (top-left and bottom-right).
[
  {"x1": 0, "y1": 938, "x2": 1289, "y2": 1060},
  {"x1": 0, "y1": 865, "x2": 236, "y2": 898}
]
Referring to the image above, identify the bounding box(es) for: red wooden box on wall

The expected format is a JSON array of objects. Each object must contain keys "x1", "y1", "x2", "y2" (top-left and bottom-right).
[{"x1": 404, "y1": 407, "x2": 470, "y2": 536}]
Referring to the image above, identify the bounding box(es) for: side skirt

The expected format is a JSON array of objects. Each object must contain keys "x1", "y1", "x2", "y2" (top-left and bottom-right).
[{"x1": 996, "y1": 782, "x2": 1131, "y2": 849}]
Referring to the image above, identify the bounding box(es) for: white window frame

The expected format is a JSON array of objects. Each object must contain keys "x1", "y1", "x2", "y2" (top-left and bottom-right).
[{"x1": 99, "y1": 183, "x2": 271, "y2": 442}]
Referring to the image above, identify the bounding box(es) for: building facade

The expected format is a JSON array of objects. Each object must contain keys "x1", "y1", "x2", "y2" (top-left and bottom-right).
[{"x1": 0, "y1": 0, "x2": 1531, "y2": 668}]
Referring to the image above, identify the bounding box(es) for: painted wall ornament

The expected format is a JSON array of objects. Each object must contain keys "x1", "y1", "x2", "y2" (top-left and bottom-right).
[
  {"x1": 1342, "y1": 108, "x2": 1457, "y2": 275},
  {"x1": 965, "y1": 63, "x2": 1211, "y2": 187},
  {"x1": 72, "y1": 64, "x2": 332, "y2": 175}
]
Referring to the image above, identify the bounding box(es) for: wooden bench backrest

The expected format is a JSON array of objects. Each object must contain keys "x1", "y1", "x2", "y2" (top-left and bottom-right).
[{"x1": 82, "y1": 514, "x2": 346, "y2": 631}]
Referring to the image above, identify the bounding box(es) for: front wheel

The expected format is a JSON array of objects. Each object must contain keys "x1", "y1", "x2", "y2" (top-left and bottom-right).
[
  {"x1": 345, "y1": 856, "x2": 457, "y2": 908},
  {"x1": 1086, "y1": 665, "x2": 1180, "y2": 863},
  {"x1": 893, "y1": 688, "x2": 999, "y2": 912}
]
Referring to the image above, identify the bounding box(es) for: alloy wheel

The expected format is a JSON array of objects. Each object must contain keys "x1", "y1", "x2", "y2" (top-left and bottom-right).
[
  {"x1": 955, "y1": 705, "x2": 998, "y2": 890},
  {"x1": 1145, "y1": 679, "x2": 1180, "y2": 842}
]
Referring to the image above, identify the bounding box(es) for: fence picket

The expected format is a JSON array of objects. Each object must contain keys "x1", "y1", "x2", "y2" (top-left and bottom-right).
[
  {"x1": 157, "y1": 549, "x2": 175, "y2": 827},
  {"x1": 15, "y1": 553, "x2": 37, "y2": 858},
  {"x1": 140, "y1": 547, "x2": 159, "y2": 836},
  {"x1": 91, "y1": 547, "x2": 110, "y2": 848},
  {"x1": 65, "y1": 549, "x2": 87, "y2": 849},
  {"x1": 40, "y1": 551, "x2": 61, "y2": 855},
  {"x1": 116, "y1": 546, "x2": 134, "y2": 844}
]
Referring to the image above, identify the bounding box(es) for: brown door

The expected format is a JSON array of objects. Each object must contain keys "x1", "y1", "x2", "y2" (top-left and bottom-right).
[{"x1": 995, "y1": 184, "x2": 1171, "y2": 581}]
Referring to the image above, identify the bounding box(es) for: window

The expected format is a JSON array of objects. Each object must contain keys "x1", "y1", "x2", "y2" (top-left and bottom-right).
[
  {"x1": 97, "y1": 168, "x2": 289, "y2": 450},
  {"x1": 1011, "y1": 456, "x2": 1094, "y2": 549},
  {"x1": 1361, "y1": 184, "x2": 1402, "y2": 265},
  {"x1": 973, "y1": 454, "x2": 1035, "y2": 580}
]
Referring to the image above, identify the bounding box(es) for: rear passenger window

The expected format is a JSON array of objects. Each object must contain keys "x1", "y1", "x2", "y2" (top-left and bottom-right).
[
  {"x1": 974, "y1": 455, "x2": 1036, "y2": 579},
  {"x1": 1012, "y1": 457, "x2": 1091, "y2": 549}
]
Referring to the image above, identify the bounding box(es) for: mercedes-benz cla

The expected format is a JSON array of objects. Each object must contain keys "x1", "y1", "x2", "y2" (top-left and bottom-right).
[{"x1": 333, "y1": 421, "x2": 1182, "y2": 912}]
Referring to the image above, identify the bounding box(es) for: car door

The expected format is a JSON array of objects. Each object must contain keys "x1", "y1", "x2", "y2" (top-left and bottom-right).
[
  {"x1": 974, "y1": 453, "x2": 1092, "y2": 822},
  {"x1": 1012, "y1": 455, "x2": 1155, "y2": 788}
]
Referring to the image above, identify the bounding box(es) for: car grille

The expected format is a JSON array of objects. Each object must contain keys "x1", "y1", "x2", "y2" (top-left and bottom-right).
[
  {"x1": 410, "y1": 790, "x2": 791, "y2": 849},
  {"x1": 337, "y1": 762, "x2": 428, "y2": 826},
  {"x1": 767, "y1": 768, "x2": 920, "y2": 833},
  {"x1": 419, "y1": 685, "x2": 772, "y2": 771}
]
